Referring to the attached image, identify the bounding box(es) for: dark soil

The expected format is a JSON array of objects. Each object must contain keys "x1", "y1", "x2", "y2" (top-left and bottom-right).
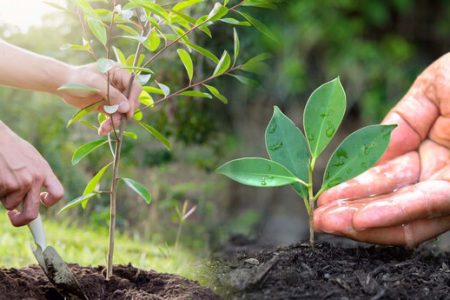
[
  {"x1": 213, "y1": 237, "x2": 450, "y2": 300},
  {"x1": 0, "y1": 264, "x2": 220, "y2": 300}
]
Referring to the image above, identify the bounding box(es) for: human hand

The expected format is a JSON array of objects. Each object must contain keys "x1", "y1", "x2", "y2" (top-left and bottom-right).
[
  {"x1": 58, "y1": 63, "x2": 141, "y2": 136},
  {"x1": 0, "y1": 122, "x2": 64, "y2": 226},
  {"x1": 314, "y1": 54, "x2": 450, "y2": 247}
]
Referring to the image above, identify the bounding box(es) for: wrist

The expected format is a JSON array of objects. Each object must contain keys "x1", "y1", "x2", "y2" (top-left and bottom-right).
[{"x1": 44, "y1": 61, "x2": 75, "y2": 95}]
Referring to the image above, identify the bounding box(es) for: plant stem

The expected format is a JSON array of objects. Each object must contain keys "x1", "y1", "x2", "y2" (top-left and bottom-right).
[
  {"x1": 175, "y1": 221, "x2": 183, "y2": 250},
  {"x1": 307, "y1": 157, "x2": 316, "y2": 247},
  {"x1": 106, "y1": 9, "x2": 149, "y2": 279}
]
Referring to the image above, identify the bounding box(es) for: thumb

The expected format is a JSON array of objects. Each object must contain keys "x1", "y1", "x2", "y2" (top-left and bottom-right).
[{"x1": 97, "y1": 85, "x2": 130, "y2": 114}]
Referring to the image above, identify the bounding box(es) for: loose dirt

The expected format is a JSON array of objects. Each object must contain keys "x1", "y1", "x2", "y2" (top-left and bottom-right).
[{"x1": 0, "y1": 264, "x2": 220, "y2": 300}]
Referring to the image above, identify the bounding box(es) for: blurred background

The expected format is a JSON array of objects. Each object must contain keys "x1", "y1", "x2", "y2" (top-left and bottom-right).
[{"x1": 0, "y1": 0, "x2": 449, "y2": 280}]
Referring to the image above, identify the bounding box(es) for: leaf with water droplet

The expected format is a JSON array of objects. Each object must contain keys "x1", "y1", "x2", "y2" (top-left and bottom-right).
[
  {"x1": 217, "y1": 157, "x2": 302, "y2": 187},
  {"x1": 322, "y1": 124, "x2": 396, "y2": 190},
  {"x1": 304, "y1": 77, "x2": 346, "y2": 158},
  {"x1": 265, "y1": 106, "x2": 310, "y2": 197}
]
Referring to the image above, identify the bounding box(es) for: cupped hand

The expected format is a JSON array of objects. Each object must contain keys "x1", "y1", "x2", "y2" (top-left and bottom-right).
[
  {"x1": 58, "y1": 63, "x2": 141, "y2": 136},
  {"x1": 314, "y1": 53, "x2": 450, "y2": 247},
  {"x1": 0, "y1": 122, "x2": 64, "y2": 226}
]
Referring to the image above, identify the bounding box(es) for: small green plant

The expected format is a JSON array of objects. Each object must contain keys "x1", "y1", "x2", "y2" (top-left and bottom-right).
[
  {"x1": 50, "y1": 0, "x2": 276, "y2": 279},
  {"x1": 217, "y1": 77, "x2": 396, "y2": 245},
  {"x1": 174, "y1": 200, "x2": 197, "y2": 250}
]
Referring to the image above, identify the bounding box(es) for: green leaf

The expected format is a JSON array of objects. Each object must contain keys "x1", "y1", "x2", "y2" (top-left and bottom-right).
[
  {"x1": 231, "y1": 74, "x2": 255, "y2": 86},
  {"x1": 180, "y1": 90, "x2": 212, "y2": 98},
  {"x1": 304, "y1": 77, "x2": 346, "y2": 158},
  {"x1": 112, "y1": 46, "x2": 127, "y2": 64},
  {"x1": 241, "y1": 53, "x2": 271, "y2": 73},
  {"x1": 173, "y1": 0, "x2": 203, "y2": 11},
  {"x1": 82, "y1": 162, "x2": 112, "y2": 208},
  {"x1": 143, "y1": 86, "x2": 164, "y2": 95},
  {"x1": 57, "y1": 84, "x2": 98, "y2": 92},
  {"x1": 177, "y1": 49, "x2": 194, "y2": 82},
  {"x1": 60, "y1": 43, "x2": 91, "y2": 52},
  {"x1": 97, "y1": 58, "x2": 116, "y2": 73},
  {"x1": 139, "y1": 122, "x2": 171, "y2": 150},
  {"x1": 116, "y1": 24, "x2": 139, "y2": 36},
  {"x1": 157, "y1": 82, "x2": 170, "y2": 97},
  {"x1": 139, "y1": 90, "x2": 154, "y2": 107},
  {"x1": 72, "y1": 139, "x2": 108, "y2": 165},
  {"x1": 86, "y1": 17, "x2": 107, "y2": 45},
  {"x1": 213, "y1": 51, "x2": 231, "y2": 76},
  {"x1": 137, "y1": 74, "x2": 152, "y2": 85},
  {"x1": 238, "y1": 11, "x2": 277, "y2": 42},
  {"x1": 123, "y1": 131, "x2": 138, "y2": 139},
  {"x1": 217, "y1": 157, "x2": 303, "y2": 187},
  {"x1": 184, "y1": 41, "x2": 219, "y2": 63},
  {"x1": 233, "y1": 28, "x2": 240, "y2": 65},
  {"x1": 58, "y1": 193, "x2": 97, "y2": 213},
  {"x1": 130, "y1": 0, "x2": 170, "y2": 21},
  {"x1": 242, "y1": 0, "x2": 277, "y2": 9},
  {"x1": 208, "y1": 3, "x2": 229, "y2": 22},
  {"x1": 221, "y1": 18, "x2": 251, "y2": 26},
  {"x1": 203, "y1": 84, "x2": 228, "y2": 104},
  {"x1": 67, "y1": 101, "x2": 102, "y2": 128},
  {"x1": 122, "y1": 178, "x2": 152, "y2": 204},
  {"x1": 322, "y1": 125, "x2": 396, "y2": 190},
  {"x1": 265, "y1": 106, "x2": 310, "y2": 198},
  {"x1": 143, "y1": 30, "x2": 161, "y2": 52},
  {"x1": 133, "y1": 109, "x2": 143, "y2": 121},
  {"x1": 79, "y1": 120, "x2": 97, "y2": 131}
]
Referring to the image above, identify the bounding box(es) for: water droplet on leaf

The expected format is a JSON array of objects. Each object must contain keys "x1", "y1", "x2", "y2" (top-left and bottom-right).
[
  {"x1": 326, "y1": 127, "x2": 335, "y2": 138},
  {"x1": 268, "y1": 122, "x2": 277, "y2": 134},
  {"x1": 269, "y1": 142, "x2": 283, "y2": 151},
  {"x1": 260, "y1": 177, "x2": 267, "y2": 186}
]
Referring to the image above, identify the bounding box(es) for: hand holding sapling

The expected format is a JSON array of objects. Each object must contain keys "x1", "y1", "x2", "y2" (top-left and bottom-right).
[
  {"x1": 217, "y1": 77, "x2": 396, "y2": 245},
  {"x1": 55, "y1": 0, "x2": 276, "y2": 279},
  {"x1": 315, "y1": 54, "x2": 450, "y2": 247}
]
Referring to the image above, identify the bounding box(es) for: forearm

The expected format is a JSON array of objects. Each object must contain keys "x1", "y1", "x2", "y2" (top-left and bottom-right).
[{"x1": 0, "y1": 39, "x2": 73, "y2": 94}]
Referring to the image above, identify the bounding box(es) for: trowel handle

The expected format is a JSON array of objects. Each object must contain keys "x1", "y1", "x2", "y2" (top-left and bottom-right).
[{"x1": 27, "y1": 214, "x2": 47, "y2": 250}]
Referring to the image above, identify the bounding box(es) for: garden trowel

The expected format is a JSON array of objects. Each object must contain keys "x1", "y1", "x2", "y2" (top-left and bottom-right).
[{"x1": 28, "y1": 214, "x2": 88, "y2": 300}]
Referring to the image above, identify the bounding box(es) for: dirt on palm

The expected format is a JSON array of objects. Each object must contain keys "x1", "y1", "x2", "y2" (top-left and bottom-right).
[{"x1": 0, "y1": 264, "x2": 220, "y2": 300}]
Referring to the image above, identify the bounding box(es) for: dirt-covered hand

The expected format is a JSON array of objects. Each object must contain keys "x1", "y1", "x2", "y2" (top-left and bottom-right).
[
  {"x1": 314, "y1": 54, "x2": 450, "y2": 247},
  {"x1": 0, "y1": 122, "x2": 64, "y2": 226},
  {"x1": 58, "y1": 63, "x2": 141, "y2": 136}
]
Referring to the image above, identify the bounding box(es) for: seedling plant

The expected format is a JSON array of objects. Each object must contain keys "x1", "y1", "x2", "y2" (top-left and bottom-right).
[
  {"x1": 217, "y1": 78, "x2": 396, "y2": 245},
  {"x1": 52, "y1": 0, "x2": 275, "y2": 280}
]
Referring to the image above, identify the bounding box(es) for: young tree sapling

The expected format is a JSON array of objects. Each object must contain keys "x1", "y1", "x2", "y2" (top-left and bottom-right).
[
  {"x1": 53, "y1": 0, "x2": 276, "y2": 279},
  {"x1": 217, "y1": 78, "x2": 396, "y2": 246}
]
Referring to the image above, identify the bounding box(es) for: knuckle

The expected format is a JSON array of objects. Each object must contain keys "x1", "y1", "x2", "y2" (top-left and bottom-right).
[{"x1": 24, "y1": 210, "x2": 38, "y2": 222}]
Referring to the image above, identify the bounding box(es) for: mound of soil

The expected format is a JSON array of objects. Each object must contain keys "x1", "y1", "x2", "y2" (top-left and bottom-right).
[
  {"x1": 0, "y1": 264, "x2": 220, "y2": 300},
  {"x1": 213, "y1": 239, "x2": 450, "y2": 299}
]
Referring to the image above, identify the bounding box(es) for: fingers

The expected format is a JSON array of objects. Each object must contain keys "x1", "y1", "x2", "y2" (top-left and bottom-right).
[
  {"x1": 330, "y1": 215, "x2": 450, "y2": 247},
  {"x1": 378, "y1": 112, "x2": 423, "y2": 163},
  {"x1": 41, "y1": 171, "x2": 64, "y2": 207},
  {"x1": 98, "y1": 113, "x2": 122, "y2": 136},
  {"x1": 352, "y1": 180, "x2": 450, "y2": 229},
  {"x1": 315, "y1": 180, "x2": 450, "y2": 236},
  {"x1": 429, "y1": 116, "x2": 450, "y2": 148},
  {"x1": 8, "y1": 179, "x2": 41, "y2": 227},
  {"x1": 110, "y1": 68, "x2": 142, "y2": 119},
  {"x1": 98, "y1": 85, "x2": 130, "y2": 114},
  {"x1": 419, "y1": 140, "x2": 450, "y2": 180},
  {"x1": 318, "y1": 152, "x2": 420, "y2": 206}
]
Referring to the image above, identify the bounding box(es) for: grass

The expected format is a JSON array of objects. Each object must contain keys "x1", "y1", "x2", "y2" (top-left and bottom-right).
[{"x1": 0, "y1": 212, "x2": 209, "y2": 282}]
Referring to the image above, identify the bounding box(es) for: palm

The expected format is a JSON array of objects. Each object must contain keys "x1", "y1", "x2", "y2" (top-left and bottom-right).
[{"x1": 314, "y1": 54, "x2": 450, "y2": 247}]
